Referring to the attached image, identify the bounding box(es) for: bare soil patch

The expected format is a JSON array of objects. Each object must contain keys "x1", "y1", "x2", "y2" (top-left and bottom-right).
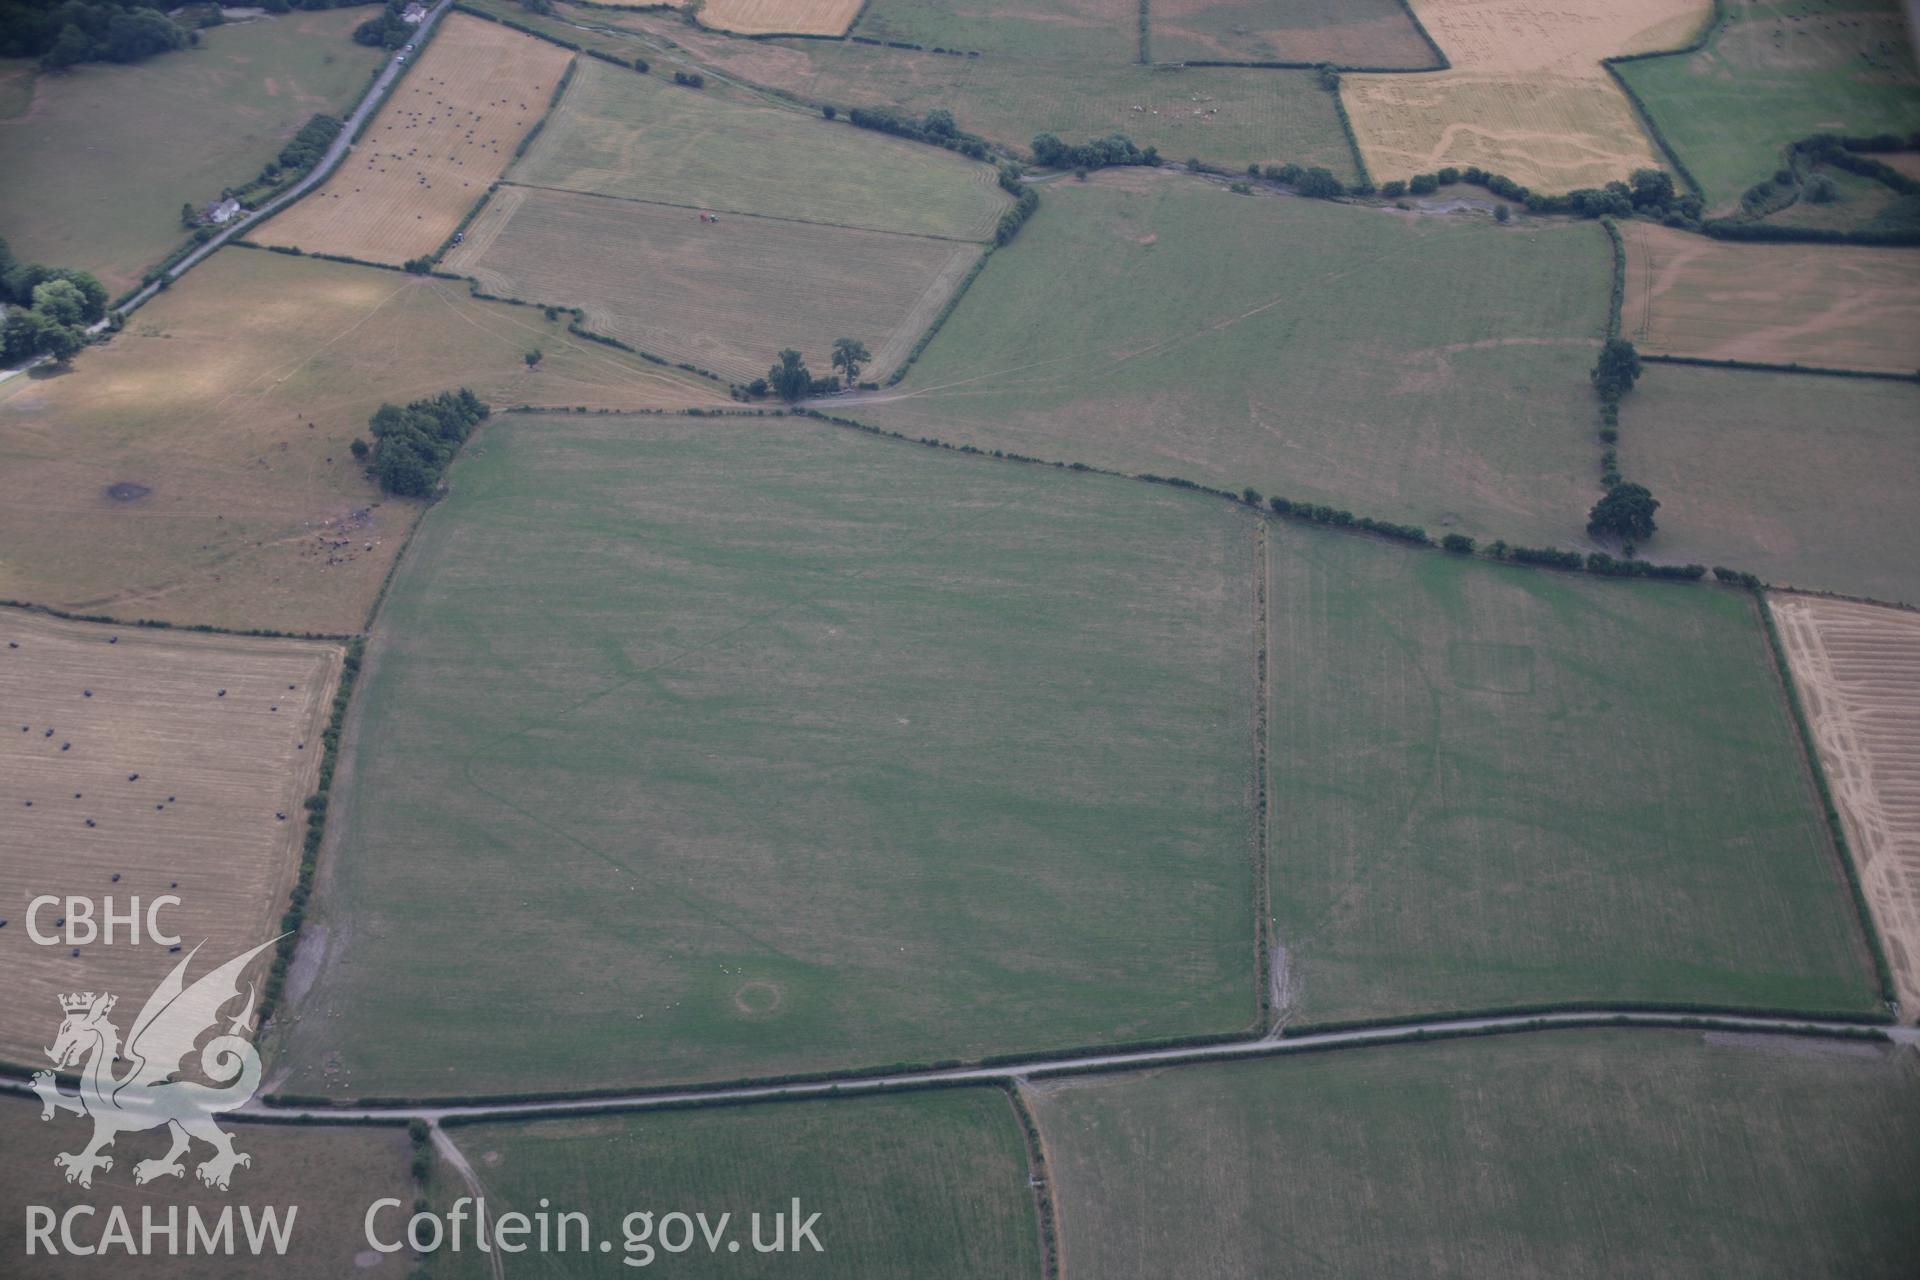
[
  {"x1": 259, "y1": 14, "x2": 572, "y2": 264},
  {"x1": 1622, "y1": 220, "x2": 1920, "y2": 373},
  {"x1": 1771, "y1": 594, "x2": 1920, "y2": 1020},
  {"x1": 0, "y1": 608, "x2": 342, "y2": 1068}
]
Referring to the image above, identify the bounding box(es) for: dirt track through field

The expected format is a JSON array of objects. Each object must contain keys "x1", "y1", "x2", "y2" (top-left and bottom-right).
[
  {"x1": 1622, "y1": 220, "x2": 1920, "y2": 373},
  {"x1": 1772, "y1": 594, "x2": 1920, "y2": 1020},
  {"x1": 258, "y1": 14, "x2": 571, "y2": 264},
  {"x1": 0, "y1": 609, "x2": 342, "y2": 1067},
  {"x1": 1343, "y1": 0, "x2": 1712, "y2": 192}
]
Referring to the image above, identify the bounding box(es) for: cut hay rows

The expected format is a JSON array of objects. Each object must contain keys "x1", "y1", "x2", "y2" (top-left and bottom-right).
[
  {"x1": 1621, "y1": 221, "x2": 1920, "y2": 374},
  {"x1": 1343, "y1": 0, "x2": 1713, "y2": 192},
  {"x1": 444, "y1": 185, "x2": 984, "y2": 382},
  {"x1": 699, "y1": 0, "x2": 864, "y2": 35},
  {"x1": 1771, "y1": 595, "x2": 1920, "y2": 1019},
  {"x1": 0, "y1": 609, "x2": 343, "y2": 1068},
  {"x1": 258, "y1": 14, "x2": 572, "y2": 264}
]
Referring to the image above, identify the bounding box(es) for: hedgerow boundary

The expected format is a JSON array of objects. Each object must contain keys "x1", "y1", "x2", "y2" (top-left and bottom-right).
[
  {"x1": 1601, "y1": 0, "x2": 1726, "y2": 201},
  {"x1": 1756, "y1": 591, "x2": 1900, "y2": 1010},
  {"x1": 1005, "y1": 1083, "x2": 1062, "y2": 1280}
]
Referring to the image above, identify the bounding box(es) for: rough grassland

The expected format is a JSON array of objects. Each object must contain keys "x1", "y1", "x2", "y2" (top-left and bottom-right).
[
  {"x1": 506, "y1": 0, "x2": 1359, "y2": 176},
  {"x1": 1772, "y1": 594, "x2": 1920, "y2": 1018},
  {"x1": 862, "y1": 171, "x2": 1607, "y2": 548},
  {"x1": 0, "y1": 12, "x2": 382, "y2": 294},
  {"x1": 1342, "y1": 0, "x2": 1713, "y2": 193},
  {"x1": 277, "y1": 413, "x2": 1259, "y2": 1095},
  {"x1": 1617, "y1": 365, "x2": 1920, "y2": 605},
  {"x1": 258, "y1": 14, "x2": 572, "y2": 264},
  {"x1": 1621, "y1": 220, "x2": 1920, "y2": 372},
  {"x1": 0, "y1": 609, "x2": 341, "y2": 1068},
  {"x1": 0, "y1": 1096, "x2": 412, "y2": 1278},
  {"x1": 1267, "y1": 531, "x2": 1880, "y2": 1023},
  {"x1": 1151, "y1": 0, "x2": 1437, "y2": 67},
  {"x1": 1617, "y1": 0, "x2": 1920, "y2": 211},
  {"x1": 437, "y1": 1091, "x2": 1040, "y2": 1278},
  {"x1": 700, "y1": 0, "x2": 866, "y2": 37},
  {"x1": 509, "y1": 59, "x2": 1010, "y2": 242},
  {"x1": 850, "y1": 0, "x2": 1138, "y2": 62},
  {"x1": 443, "y1": 185, "x2": 983, "y2": 383},
  {"x1": 1028, "y1": 1029, "x2": 1920, "y2": 1278},
  {"x1": 0, "y1": 249, "x2": 723, "y2": 633}
]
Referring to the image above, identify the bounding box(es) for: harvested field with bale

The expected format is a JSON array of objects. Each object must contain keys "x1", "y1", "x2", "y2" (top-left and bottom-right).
[
  {"x1": 1617, "y1": 365, "x2": 1920, "y2": 606},
  {"x1": 1266, "y1": 532, "x2": 1882, "y2": 1024},
  {"x1": 0, "y1": 249, "x2": 723, "y2": 634},
  {"x1": 1342, "y1": 0, "x2": 1714, "y2": 193},
  {"x1": 1771, "y1": 594, "x2": 1920, "y2": 1019},
  {"x1": 1621, "y1": 220, "x2": 1920, "y2": 373},
  {"x1": 0, "y1": 608, "x2": 342, "y2": 1069},
  {"x1": 443, "y1": 185, "x2": 984, "y2": 382},
  {"x1": 277, "y1": 412, "x2": 1261, "y2": 1095},
  {"x1": 1028, "y1": 1029, "x2": 1920, "y2": 1278},
  {"x1": 1150, "y1": 0, "x2": 1438, "y2": 67},
  {"x1": 258, "y1": 14, "x2": 573, "y2": 265},
  {"x1": 700, "y1": 0, "x2": 866, "y2": 37}
]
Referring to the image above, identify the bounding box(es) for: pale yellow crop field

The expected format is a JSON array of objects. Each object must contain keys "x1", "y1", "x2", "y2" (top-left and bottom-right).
[
  {"x1": 1772, "y1": 594, "x2": 1920, "y2": 1020},
  {"x1": 1343, "y1": 0, "x2": 1714, "y2": 193},
  {"x1": 700, "y1": 0, "x2": 865, "y2": 36}
]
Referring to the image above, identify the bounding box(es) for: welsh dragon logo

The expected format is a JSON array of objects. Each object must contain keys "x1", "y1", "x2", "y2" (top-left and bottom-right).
[{"x1": 31, "y1": 938, "x2": 279, "y2": 1191}]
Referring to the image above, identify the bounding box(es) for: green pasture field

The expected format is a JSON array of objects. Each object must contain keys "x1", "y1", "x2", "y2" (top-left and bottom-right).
[
  {"x1": 850, "y1": 0, "x2": 1138, "y2": 62},
  {"x1": 1616, "y1": 0, "x2": 1920, "y2": 211},
  {"x1": 862, "y1": 170, "x2": 1608, "y2": 549},
  {"x1": 0, "y1": 58, "x2": 34, "y2": 118},
  {"x1": 1149, "y1": 0, "x2": 1437, "y2": 68},
  {"x1": 486, "y1": 0, "x2": 1359, "y2": 175},
  {"x1": 276, "y1": 412, "x2": 1261, "y2": 1095},
  {"x1": 0, "y1": 248, "x2": 722, "y2": 634},
  {"x1": 508, "y1": 59, "x2": 1010, "y2": 241},
  {"x1": 437, "y1": 1090, "x2": 1040, "y2": 1278},
  {"x1": 0, "y1": 11, "x2": 383, "y2": 294},
  {"x1": 1266, "y1": 529, "x2": 1881, "y2": 1023},
  {"x1": 1619, "y1": 365, "x2": 1920, "y2": 605},
  {"x1": 0, "y1": 1096, "x2": 414, "y2": 1278},
  {"x1": 1028, "y1": 1028, "x2": 1920, "y2": 1278}
]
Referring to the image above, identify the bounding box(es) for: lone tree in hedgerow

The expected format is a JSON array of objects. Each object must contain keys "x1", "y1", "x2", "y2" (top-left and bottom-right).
[
  {"x1": 1591, "y1": 336, "x2": 1642, "y2": 403},
  {"x1": 1588, "y1": 481, "x2": 1660, "y2": 543},
  {"x1": 831, "y1": 337, "x2": 870, "y2": 386},
  {"x1": 768, "y1": 348, "x2": 812, "y2": 402}
]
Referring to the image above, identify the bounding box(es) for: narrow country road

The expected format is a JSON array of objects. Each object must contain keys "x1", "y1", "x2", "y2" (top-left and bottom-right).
[
  {"x1": 102, "y1": 0, "x2": 455, "y2": 324},
  {"x1": 0, "y1": 1009, "x2": 1888, "y2": 1126}
]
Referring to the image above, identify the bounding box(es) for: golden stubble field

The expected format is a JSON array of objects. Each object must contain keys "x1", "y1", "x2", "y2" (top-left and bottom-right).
[
  {"x1": 1621, "y1": 220, "x2": 1920, "y2": 373},
  {"x1": 699, "y1": 0, "x2": 865, "y2": 36},
  {"x1": 444, "y1": 184, "x2": 984, "y2": 381},
  {"x1": 1343, "y1": 0, "x2": 1713, "y2": 192},
  {"x1": 258, "y1": 14, "x2": 572, "y2": 264},
  {"x1": 0, "y1": 609, "x2": 343, "y2": 1068},
  {"x1": 1772, "y1": 594, "x2": 1920, "y2": 1020}
]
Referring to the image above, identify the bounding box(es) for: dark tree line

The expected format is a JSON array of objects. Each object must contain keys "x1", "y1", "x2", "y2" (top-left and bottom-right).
[
  {"x1": 847, "y1": 106, "x2": 991, "y2": 161},
  {"x1": 356, "y1": 389, "x2": 491, "y2": 496},
  {"x1": 2, "y1": 0, "x2": 190, "y2": 68},
  {"x1": 354, "y1": 1, "x2": 416, "y2": 50},
  {"x1": 0, "y1": 235, "x2": 106, "y2": 364},
  {"x1": 1031, "y1": 132, "x2": 1156, "y2": 172}
]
